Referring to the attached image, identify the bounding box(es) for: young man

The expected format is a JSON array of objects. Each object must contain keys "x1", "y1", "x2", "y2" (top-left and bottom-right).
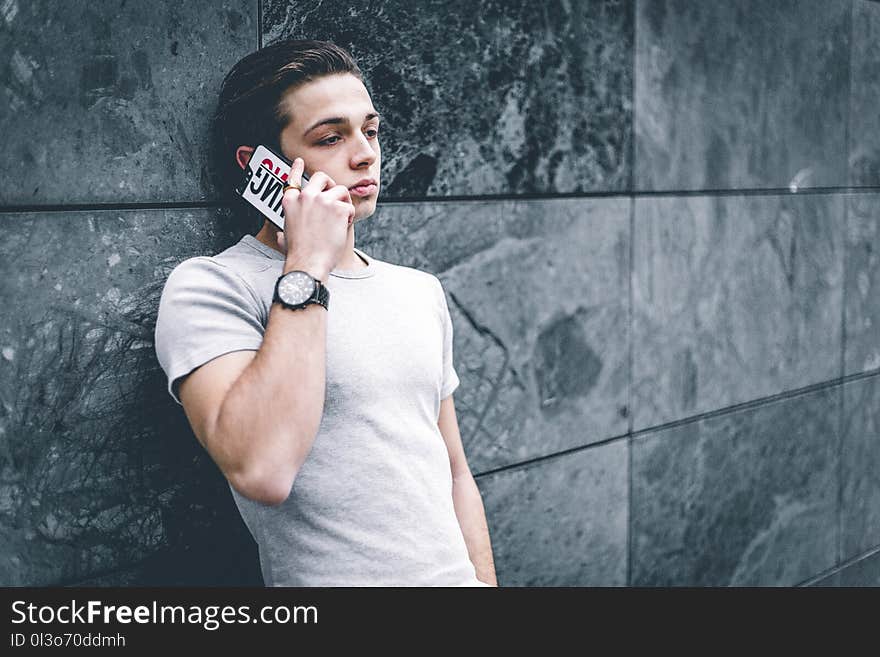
[{"x1": 154, "y1": 39, "x2": 497, "y2": 587}]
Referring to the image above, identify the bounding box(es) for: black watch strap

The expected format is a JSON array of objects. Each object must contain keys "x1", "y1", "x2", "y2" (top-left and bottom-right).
[{"x1": 312, "y1": 279, "x2": 330, "y2": 309}]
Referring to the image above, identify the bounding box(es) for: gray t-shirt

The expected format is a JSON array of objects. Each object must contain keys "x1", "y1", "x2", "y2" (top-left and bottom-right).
[{"x1": 154, "y1": 234, "x2": 488, "y2": 586}]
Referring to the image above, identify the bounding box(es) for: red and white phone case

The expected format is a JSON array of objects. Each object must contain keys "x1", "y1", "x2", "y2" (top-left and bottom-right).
[{"x1": 234, "y1": 144, "x2": 308, "y2": 231}]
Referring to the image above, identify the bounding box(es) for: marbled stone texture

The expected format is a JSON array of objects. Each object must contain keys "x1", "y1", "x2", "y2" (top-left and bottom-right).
[
  {"x1": 811, "y1": 549, "x2": 880, "y2": 587},
  {"x1": 841, "y1": 375, "x2": 880, "y2": 561},
  {"x1": 356, "y1": 197, "x2": 630, "y2": 472},
  {"x1": 632, "y1": 193, "x2": 843, "y2": 431},
  {"x1": 837, "y1": 551, "x2": 880, "y2": 585},
  {"x1": 635, "y1": 0, "x2": 850, "y2": 191},
  {"x1": 0, "y1": 209, "x2": 261, "y2": 585},
  {"x1": 631, "y1": 386, "x2": 838, "y2": 586},
  {"x1": 476, "y1": 439, "x2": 627, "y2": 586},
  {"x1": 263, "y1": 0, "x2": 633, "y2": 197},
  {"x1": 0, "y1": 0, "x2": 256, "y2": 205},
  {"x1": 845, "y1": 194, "x2": 880, "y2": 374},
  {"x1": 851, "y1": 1, "x2": 880, "y2": 187}
]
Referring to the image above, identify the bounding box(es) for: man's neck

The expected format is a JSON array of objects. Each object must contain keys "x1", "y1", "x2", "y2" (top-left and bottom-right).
[{"x1": 254, "y1": 221, "x2": 366, "y2": 270}]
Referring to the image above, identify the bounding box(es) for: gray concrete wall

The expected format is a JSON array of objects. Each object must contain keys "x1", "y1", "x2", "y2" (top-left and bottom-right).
[{"x1": 0, "y1": 0, "x2": 877, "y2": 586}]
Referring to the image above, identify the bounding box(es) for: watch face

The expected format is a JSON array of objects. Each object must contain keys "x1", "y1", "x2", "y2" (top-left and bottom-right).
[{"x1": 278, "y1": 271, "x2": 316, "y2": 305}]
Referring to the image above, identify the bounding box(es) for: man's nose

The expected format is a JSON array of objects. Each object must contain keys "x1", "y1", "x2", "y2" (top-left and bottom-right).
[{"x1": 350, "y1": 133, "x2": 377, "y2": 168}]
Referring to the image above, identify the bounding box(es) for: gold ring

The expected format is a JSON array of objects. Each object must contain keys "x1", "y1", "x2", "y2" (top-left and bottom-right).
[{"x1": 283, "y1": 182, "x2": 301, "y2": 192}]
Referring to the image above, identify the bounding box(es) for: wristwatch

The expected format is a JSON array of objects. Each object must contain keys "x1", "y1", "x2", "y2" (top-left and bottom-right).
[{"x1": 273, "y1": 270, "x2": 329, "y2": 311}]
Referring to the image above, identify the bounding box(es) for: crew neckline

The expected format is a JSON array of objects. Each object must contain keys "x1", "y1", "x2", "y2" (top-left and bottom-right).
[{"x1": 240, "y1": 234, "x2": 376, "y2": 279}]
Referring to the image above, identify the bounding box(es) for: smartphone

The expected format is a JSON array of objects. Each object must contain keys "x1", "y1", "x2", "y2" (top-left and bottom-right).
[{"x1": 234, "y1": 144, "x2": 309, "y2": 231}]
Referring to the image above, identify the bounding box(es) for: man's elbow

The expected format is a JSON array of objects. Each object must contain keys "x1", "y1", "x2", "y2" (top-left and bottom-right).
[
  {"x1": 228, "y1": 464, "x2": 297, "y2": 507},
  {"x1": 207, "y1": 421, "x2": 305, "y2": 507}
]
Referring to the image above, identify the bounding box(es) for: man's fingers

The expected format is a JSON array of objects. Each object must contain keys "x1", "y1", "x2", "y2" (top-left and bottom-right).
[
  {"x1": 281, "y1": 158, "x2": 305, "y2": 204},
  {"x1": 285, "y1": 166, "x2": 352, "y2": 224},
  {"x1": 289, "y1": 157, "x2": 305, "y2": 184},
  {"x1": 302, "y1": 171, "x2": 335, "y2": 194},
  {"x1": 334, "y1": 200, "x2": 356, "y2": 220},
  {"x1": 327, "y1": 184, "x2": 354, "y2": 204},
  {"x1": 282, "y1": 158, "x2": 304, "y2": 192}
]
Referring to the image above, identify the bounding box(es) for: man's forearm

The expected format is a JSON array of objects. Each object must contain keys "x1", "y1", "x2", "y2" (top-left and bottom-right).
[
  {"x1": 451, "y1": 471, "x2": 498, "y2": 586},
  {"x1": 212, "y1": 258, "x2": 331, "y2": 504}
]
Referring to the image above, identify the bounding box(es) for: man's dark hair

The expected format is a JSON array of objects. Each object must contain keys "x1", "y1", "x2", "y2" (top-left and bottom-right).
[{"x1": 211, "y1": 39, "x2": 364, "y2": 230}]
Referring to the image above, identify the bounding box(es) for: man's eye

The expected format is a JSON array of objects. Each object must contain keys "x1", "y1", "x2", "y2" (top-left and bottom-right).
[{"x1": 319, "y1": 129, "x2": 377, "y2": 145}]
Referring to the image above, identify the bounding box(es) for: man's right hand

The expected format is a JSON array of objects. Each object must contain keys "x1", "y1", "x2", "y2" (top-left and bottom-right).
[{"x1": 276, "y1": 157, "x2": 354, "y2": 280}]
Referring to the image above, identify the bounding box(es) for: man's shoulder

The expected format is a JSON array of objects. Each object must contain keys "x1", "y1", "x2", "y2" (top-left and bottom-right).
[
  {"x1": 160, "y1": 237, "x2": 271, "y2": 306},
  {"x1": 212, "y1": 235, "x2": 279, "y2": 274},
  {"x1": 165, "y1": 237, "x2": 272, "y2": 284},
  {"x1": 378, "y1": 258, "x2": 442, "y2": 290}
]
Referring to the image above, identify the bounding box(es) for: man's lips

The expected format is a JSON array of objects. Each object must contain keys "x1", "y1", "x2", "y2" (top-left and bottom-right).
[{"x1": 349, "y1": 183, "x2": 378, "y2": 197}]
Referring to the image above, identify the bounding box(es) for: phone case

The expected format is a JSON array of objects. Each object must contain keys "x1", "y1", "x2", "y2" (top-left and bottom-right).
[{"x1": 234, "y1": 144, "x2": 309, "y2": 231}]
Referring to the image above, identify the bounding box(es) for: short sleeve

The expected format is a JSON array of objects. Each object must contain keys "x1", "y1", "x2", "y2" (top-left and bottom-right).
[
  {"x1": 154, "y1": 257, "x2": 265, "y2": 405},
  {"x1": 436, "y1": 278, "x2": 461, "y2": 400}
]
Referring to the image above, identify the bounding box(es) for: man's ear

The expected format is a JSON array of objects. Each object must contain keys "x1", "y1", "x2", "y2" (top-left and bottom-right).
[{"x1": 235, "y1": 145, "x2": 255, "y2": 170}]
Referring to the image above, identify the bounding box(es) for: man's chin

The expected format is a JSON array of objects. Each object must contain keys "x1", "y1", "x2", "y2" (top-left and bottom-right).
[{"x1": 352, "y1": 200, "x2": 377, "y2": 224}]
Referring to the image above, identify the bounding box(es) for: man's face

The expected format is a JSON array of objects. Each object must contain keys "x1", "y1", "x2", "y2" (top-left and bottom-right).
[{"x1": 277, "y1": 73, "x2": 381, "y2": 222}]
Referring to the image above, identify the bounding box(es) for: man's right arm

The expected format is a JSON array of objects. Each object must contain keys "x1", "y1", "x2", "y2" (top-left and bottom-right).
[
  {"x1": 166, "y1": 162, "x2": 353, "y2": 506},
  {"x1": 177, "y1": 258, "x2": 331, "y2": 507}
]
